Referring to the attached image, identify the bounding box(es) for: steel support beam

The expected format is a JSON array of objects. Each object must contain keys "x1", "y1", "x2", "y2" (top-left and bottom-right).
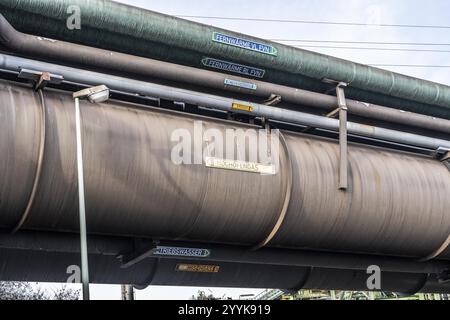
[{"x1": 337, "y1": 83, "x2": 348, "y2": 190}]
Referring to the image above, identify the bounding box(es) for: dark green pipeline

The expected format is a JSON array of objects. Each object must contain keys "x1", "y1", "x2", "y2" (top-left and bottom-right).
[{"x1": 1, "y1": 0, "x2": 449, "y2": 118}]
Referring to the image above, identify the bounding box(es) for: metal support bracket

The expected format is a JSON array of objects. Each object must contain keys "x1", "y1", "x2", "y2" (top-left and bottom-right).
[
  {"x1": 263, "y1": 94, "x2": 282, "y2": 106},
  {"x1": 434, "y1": 147, "x2": 450, "y2": 171},
  {"x1": 442, "y1": 152, "x2": 450, "y2": 162},
  {"x1": 443, "y1": 155, "x2": 450, "y2": 171},
  {"x1": 260, "y1": 117, "x2": 271, "y2": 132},
  {"x1": 18, "y1": 68, "x2": 64, "y2": 91},
  {"x1": 336, "y1": 82, "x2": 349, "y2": 190},
  {"x1": 117, "y1": 239, "x2": 158, "y2": 269},
  {"x1": 321, "y1": 79, "x2": 349, "y2": 190},
  {"x1": 433, "y1": 147, "x2": 450, "y2": 159},
  {"x1": 325, "y1": 107, "x2": 341, "y2": 119},
  {"x1": 173, "y1": 101, "x2": 186, "y2": 111}
]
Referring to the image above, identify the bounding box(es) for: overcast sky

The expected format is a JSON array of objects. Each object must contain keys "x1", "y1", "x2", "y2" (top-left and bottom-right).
[{"x1": 73, "y1": 0, "x2": 450, "y2": 300}]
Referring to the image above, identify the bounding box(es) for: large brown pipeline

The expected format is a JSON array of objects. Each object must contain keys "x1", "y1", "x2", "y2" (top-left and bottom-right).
[
  {"x1": 1, "y1": 80, "x2": 450, "y2": 262},
  {"x1": 0, "y1": 14, "x2": 449, "y2": 135}
]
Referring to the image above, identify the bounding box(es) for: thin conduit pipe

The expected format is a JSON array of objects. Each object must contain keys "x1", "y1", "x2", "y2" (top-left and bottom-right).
[{"x1": 1, "y1": 53, "x2": 449, "y2": 151}]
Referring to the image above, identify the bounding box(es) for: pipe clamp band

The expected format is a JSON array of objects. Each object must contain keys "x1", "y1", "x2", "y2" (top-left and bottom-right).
[
  {"x1": 11, "y1": 89, "x2": 46, "y2": 233},
  {"x1": 253, "y1": 131, "x2": 293, "y2": 250},
  {"x1": 421, "y1": 234, "x2": 450, "y2": 262}
]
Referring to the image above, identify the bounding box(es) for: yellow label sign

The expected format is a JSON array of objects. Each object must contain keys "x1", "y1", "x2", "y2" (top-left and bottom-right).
[
  {"x1": 176, "y1": 264, "x2": 220, "y2": 273},
  {"x1": 205, "y1": 157, "x2": 276, "y2": 175},
  {"x1": 232, "y1": 103, "x2": 254, "y2": 112}
]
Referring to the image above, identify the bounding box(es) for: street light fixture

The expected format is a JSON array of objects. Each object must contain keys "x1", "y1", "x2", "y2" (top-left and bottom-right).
[
  {"x1": 72, "y1": 85, "x2": 110, "y2": 300},
  {"x1": 73, "y1": 85, "x2": 110, "y2": 103}
]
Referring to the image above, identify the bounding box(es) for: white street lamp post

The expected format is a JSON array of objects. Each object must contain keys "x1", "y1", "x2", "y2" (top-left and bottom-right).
[{"x1": 72, "y1": 85, "x2": 110, "y2": 300}]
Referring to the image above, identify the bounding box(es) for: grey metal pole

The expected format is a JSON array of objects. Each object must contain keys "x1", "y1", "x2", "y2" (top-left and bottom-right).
[{"x1": 74, "y1": 96, "x2": 90, "y2": 300}]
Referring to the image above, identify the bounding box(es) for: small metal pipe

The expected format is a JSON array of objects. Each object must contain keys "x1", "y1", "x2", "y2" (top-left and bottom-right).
[
  {"x1": 0, "y1": 14, "x2": 449, "y2": 134},
  {"x1": 1, "y1": 54, "x2": 449, "y2": 151},
  {"x1": 74, "y1": 96, "x2": 90, "y2": 300}
]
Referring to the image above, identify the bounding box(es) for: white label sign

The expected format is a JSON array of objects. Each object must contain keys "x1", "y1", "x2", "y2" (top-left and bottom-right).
[{"x1": 205, "y1": 157, "x2": 276, "y2": 175}]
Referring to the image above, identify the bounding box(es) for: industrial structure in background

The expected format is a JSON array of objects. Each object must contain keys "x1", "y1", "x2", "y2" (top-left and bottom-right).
[
  {"x1": 0, "y1": 0, "x2": 450, "y2": 300},
  {"x1": 253, "y1": 289, "x2": 450, "y2": 300}
]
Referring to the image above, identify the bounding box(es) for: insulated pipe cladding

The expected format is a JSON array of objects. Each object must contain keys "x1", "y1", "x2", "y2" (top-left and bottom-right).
[
  {"x1": 1, "y1": 80, "x2": 450, "y2": 262},
  {"x1": 0, "y1": 13, "x2": 449, "y2": 134}
]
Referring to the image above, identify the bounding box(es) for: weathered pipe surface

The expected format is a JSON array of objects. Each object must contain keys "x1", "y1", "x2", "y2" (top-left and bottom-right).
[{"x1": 0, "y1": 80, "x2": 449, "y2": 261}]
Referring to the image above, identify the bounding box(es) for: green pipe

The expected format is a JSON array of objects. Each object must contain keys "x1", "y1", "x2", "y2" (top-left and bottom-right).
[{"x1": 1, "y1": 0, "x2": 449, "y2": 118}]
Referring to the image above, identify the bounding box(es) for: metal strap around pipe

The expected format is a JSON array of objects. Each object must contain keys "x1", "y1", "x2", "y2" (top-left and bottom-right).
[
  {"x1": 11, "y1": 89, "x2": 46, "y2": 233},
  {"x1": 421, "y1": 156, "x2": 450, "y2": 261},
  {"x1": 421, "y1": 235, "x2": 450, "y2": 262},
  {"x1": 253, "y1": 131, "x2": 293, "y2": 250}
]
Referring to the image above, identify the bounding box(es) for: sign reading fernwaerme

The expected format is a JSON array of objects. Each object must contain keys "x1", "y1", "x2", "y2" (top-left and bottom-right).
[
  {"x1": 212, "y1": 32, "x2": 278, "y2": 56},
  {"x1": 202, "y1": 57, "x2": 266, "y2": 78}
]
